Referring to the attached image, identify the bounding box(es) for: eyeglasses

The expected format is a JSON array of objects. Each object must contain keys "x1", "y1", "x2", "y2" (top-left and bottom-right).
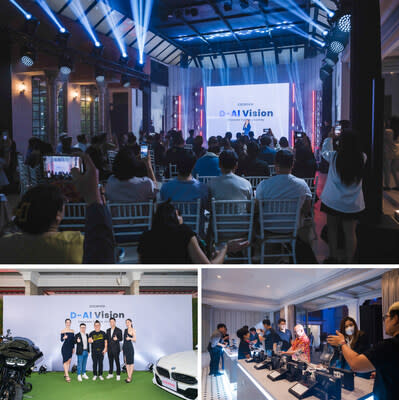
[{"x1": 382, "y1": 314, "x2": 390, "y2": 322}]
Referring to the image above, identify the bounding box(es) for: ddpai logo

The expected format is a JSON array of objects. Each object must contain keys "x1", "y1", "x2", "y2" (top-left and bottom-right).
[{"x1": 70, "y1": 311, "x2": 125, "y2": 320}]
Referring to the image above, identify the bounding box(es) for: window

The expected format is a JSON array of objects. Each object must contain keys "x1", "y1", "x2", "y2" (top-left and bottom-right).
[
  {"x1": 32, "y1": 76, "x2": 47, "y2": 141},
  {"x1": 80, "y1": 85, "x2": 99, "y2": 136},
  {"x1": 57, "y1": 82, "x2": 67, "y2": 136}
]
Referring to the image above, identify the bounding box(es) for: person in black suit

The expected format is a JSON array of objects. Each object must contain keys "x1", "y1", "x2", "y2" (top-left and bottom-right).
[
  {"x1": 75, "y1": 323, "x2": 90, "y2": 382},
  {"x1": 106, "y1": 318, "x2": 123, "y2": 381}
]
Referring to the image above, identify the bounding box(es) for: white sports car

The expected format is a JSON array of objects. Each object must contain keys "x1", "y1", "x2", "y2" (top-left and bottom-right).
[{"x1": 153, "y1": 350, "x2": 198, "y2": 400}]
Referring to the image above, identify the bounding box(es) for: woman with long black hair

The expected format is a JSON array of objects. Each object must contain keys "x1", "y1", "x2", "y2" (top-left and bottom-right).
[
  {"x1": 320, "y1": 129, "x2": 366, "y2": 263},
  {"x1": 138, "y1": 200, "x2": 248, "y2": 264}
]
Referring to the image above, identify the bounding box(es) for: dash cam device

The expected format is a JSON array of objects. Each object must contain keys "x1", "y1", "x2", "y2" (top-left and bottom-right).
[
  {"x1": 329, "y1": 367, "x2": 355, "y2": 391},
  {"x1": 43, "y1": 155, "x2": 82, "y2": 179},
  {"x1": 140, "y1": 144, "x2": 148, "y2": 159},
  {"x1": 267, "y1": 368, "x2": 288, "y2": 382},
  {"x1": 314, "y1": 370, "x2": 342, "y2": 400},
  {"x1": 254, "y1": 358, "x2": 272, "y2": 370},
  {"x1": 286, "y1": 361, "x2": 307, "y2": 382},
  {"x1": 289, "y1": 381, "x2": 317, "y2": 399}
]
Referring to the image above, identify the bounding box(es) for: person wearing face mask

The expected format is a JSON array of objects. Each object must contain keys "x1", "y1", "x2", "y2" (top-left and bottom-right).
[
  {"x1": 276, "y1": 318, "x2": 292, "y2": 352},
  {"x1": 281, "y1": 324, "x2": 310, "y2": 362},
  {"x1": 330, "y1": 316, "x2": 369, "y2": 371},
  {"x1": 327, "y1": 302, "x2": 399, "y2": 400}
]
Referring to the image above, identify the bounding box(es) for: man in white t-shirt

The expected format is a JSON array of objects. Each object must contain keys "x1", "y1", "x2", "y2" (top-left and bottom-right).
[
  {"x1": 208, "y1": 150, "x2": 252, "y2": 202},
  {"x1": 256, "y1": 149, "x2": 312, "y2": 219}
]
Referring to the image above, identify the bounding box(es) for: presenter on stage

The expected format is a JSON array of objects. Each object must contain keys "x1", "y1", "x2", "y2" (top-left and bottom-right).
[
  {"x1": 61, "y1": 318, "x2": 75, "y2": 383},
  {"x1": 75, "y1": 323, "x2": 90, "y2": 382},
  {"x1": 106, "y1": 317, "x2": 123, "y2": 381},
  {"x1": 123, "y1": 319, "x2": 136, "y2": 383},
  {"x1": 243, "y1": 119, "x2": 251, "y2": 136},
  {"x1": 89, "y1": 320, "x2": 107, "y2": 381}
]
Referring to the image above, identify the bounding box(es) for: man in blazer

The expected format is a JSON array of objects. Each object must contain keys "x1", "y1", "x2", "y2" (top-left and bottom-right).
[
  {"x1": 75, "y1": 323, "x2": 90, "y2": 382},
  {"x1": 106, "y1": 317, "x2": 123, "y2": 380}
]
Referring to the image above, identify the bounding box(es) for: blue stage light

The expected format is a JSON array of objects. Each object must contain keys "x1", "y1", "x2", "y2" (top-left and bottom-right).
[
  {"x1": 313, "y1": 0, "x2": 336, "y2": 19},
  {"x1": 69, "y1": 0, "x2": 101, "y2": 48},
  {"x1": 36, "y1": 0, "x2": 67, "y2": 33},
  {"x1": 130, "y1": 0, "x2": 154, "y2": 69},
  {"x1": 9, "y1": 0, "x2": 33, "y2": 20},
  {"x1": 328, "y1": 11, "x2": 335, "y2": 18},
  {"x1": 323, "y1": 30, "x2": 328, "y2": 36},
  {"x1": 338, "y1": 14, "x2": 351, "y2": 32}
]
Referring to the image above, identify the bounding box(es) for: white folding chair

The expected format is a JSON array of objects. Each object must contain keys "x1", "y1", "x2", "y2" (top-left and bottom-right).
[
  {"x1": 211, "y1": 198, "x2": 255, "y2": 263},
  {"x1": 169, "y1": 163, "x2": 178, "y2": 178},
  {"x1": 269, "y1": 165, "x2": 276, "y2": 176},
  {"x1": 108, "y1": 201, "x2": 154, "y2": 245},
  {"x1": 171, "y1": 199, "x2": 201, "y2": 236},
  {"x1": 197, "y1": 175, "x2": 214, "y2": 185},
  {"x1": 243, "y1": 176, "x2": 271, "y2": 194},
  {"x1": 257, "y1": 198, "x2": 301, "y2": 264},
  {"x1": 59, "y1": 203, "x2": 87, "y2": 231}
]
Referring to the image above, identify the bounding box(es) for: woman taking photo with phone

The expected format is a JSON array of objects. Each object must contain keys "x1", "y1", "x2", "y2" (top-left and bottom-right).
[
  {"x1": 320, "y1": 128, "x2": 366, "y2": 263},
  {"x1": 123, "y1": 319, "x2": 136, "y2": 383},
  {"x1": 61, "y1": 318, "x2": 75, "y2": 383}
]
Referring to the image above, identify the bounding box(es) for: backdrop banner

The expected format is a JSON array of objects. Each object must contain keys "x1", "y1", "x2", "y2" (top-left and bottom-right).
[
  {"x1": 3, "y1": 295, "x2": 193, "y2": 372},
  {"x1": 206, "y1": 83, "x2": 290, "y2": 138}
]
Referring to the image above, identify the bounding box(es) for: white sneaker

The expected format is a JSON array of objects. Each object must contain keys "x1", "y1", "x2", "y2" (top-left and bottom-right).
[
  {"x1": 78, "y1": 375, "x2": 82, "y2": 382},
  {"x1": 99, "y1": 376, "x2": 104, "y2": 381},
  {"x1": 116, "y1": 375, "x2": 120, "y2": 381},
  {"x1": 92, "y1": 376, "x2": 97, "y2": 381},
  {"x1": 82, "y1": 374, "x2": 89, "y2": 380},
  {"x1": 106, "y1": 374, "x2": 113, "y2": 379}
]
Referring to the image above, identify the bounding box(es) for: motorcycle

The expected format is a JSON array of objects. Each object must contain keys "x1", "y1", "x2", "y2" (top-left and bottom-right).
[{"x1": 0, "y1": 330, "x2": 43, "y2": 400}]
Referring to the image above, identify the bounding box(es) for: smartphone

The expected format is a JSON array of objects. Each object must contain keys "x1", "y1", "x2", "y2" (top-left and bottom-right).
[
  {"x1": 2, "y1": 131, "x2": 8, "y2": 141},
  {"x1": 294, "y1": 131, "x2": 304, "y2": 139},
  {"x1": 43, "y1": 155, "x2": 82, "y2": 179},
  {"x1": 335, "y1": 125, "x2": 341, "y2": 135},
  {"x1": 140, "y1": 145, "x2": 148, "y2": 159}
]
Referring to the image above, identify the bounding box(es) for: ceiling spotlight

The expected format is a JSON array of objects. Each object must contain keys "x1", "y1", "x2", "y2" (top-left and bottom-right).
[
  {"x1": 338, "y1": 14, "x2": 351, "y2": 32},
  {"x1": 59, "y1": 56, "x2": 73, "y2": 75},
  {"x1": 217, "y1": 275, "x2": 222, "y2": 279},
  {"x1": 224, "y1": 1, "x2": 232, "y2": 12},
  {"x1": 323, "y1": 30, "x2": 328, "y2": 36},
  {"x1": 26, "y1": 13, "x2": 32, "y2": 20},
  {"x1": 121, "y1": 75, "x2": 130, "y2": 88},
  {"x1": 328, "y1": 11, "x2": 335, "y2": 18},
  {"x1": 120, "y1": 54, "x2": 129, "y2": 64},
  {"x1": 94, "y1": 41, "x2": 101, "y2": 47},
  {"x1": 60, "y1": 27, "x2": 66, "y2": 33},
  {"x1": 330, "y1": 40, "x2": 345, "y2": 53},
  {"x1": 20, "y1": 45, "x2": 35, "y2": 67},
  {"x1": 95, "y1": 67, "x2": 105, "y2": 83}
]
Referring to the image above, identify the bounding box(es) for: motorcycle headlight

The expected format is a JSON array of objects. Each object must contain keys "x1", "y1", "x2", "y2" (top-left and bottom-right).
[
  {"x1": 16, "y1": 359, "x2": 27, "y2": 367},
  {"x1": 5, "y1": 357, "x2": 17, "y2": 366}
]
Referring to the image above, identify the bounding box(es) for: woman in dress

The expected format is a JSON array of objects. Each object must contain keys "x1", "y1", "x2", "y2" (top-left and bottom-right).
[
  {"x1": 61, "y1": 318, "x2": 75, "y2": 382},
  {"x1": 123, "y1": 318, "x2": 136, "y2": 383}
]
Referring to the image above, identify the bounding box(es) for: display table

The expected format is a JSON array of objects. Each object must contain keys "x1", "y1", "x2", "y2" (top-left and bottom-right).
[
  {"x1": 223, "y1": 347, "x2": 238, "y2": 384},
  {"x1": 237, "y1": 359, "x2": 374, "y2": 400}
]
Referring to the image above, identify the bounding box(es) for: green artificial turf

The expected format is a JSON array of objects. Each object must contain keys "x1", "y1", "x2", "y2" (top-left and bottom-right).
[{"x1": 26, "y1": 371, "x2": 178, "y2": 400}]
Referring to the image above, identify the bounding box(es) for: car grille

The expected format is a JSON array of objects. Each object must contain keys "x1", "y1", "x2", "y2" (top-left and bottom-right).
[
  {"x1": 156, "y1": 366, "x2": 170, "y2": 378},
  {"x1": 172, "y1": 372, "x2": 197, "y2": 385}
]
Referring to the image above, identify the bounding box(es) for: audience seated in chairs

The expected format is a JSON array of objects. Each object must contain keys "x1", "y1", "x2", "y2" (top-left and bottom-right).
[
  {"x1": 208, "y1": 150, "x2": 252, "y2": 201},
  {"x1": 192, "y1": 137, "x2": 221, "y2": 177},
  {"x1": 256, "y1": 150, "x2": 316, "y2": 263},
  {"x1": 160, "y1": 150, "x2": 209, "y2": 206},
  {"x1": 279, "y1": 136, "x2": 294, "y2": 153},
  {"x1": 292, "y1": 135, "x2": 317, "y2": 178},
  {"x1": 86, "y1": 134, "x2": 112, "y2": 181},
  {"x1": 193, "y1": 135, "x2": 206, "y2": 159},
  {"x1": 0, "y1": 154, "x2": 115, "y2": 264},
  {"x1": 106, "y1": 149, "x2": 157, "y2": 203},
  {"x1": 237, "y1": 142, "x2": 270, "y2": 177},
  {"x1": 165, "y1": 131, "x2": 186, "y2": 168},
  {"x1": 138, "y1": 200, "x2": 248, "y2": 264},
  {"x1": 259, "y1": 135, "x2": 277, "y2": 165}
]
